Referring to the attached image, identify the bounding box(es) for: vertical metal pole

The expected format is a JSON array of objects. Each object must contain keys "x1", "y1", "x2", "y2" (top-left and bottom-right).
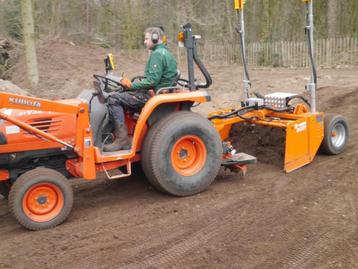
[
  {"x1": 239, "y1": 9, "x2": 250, "y2": 100},
  {"x1": 305, "y1": 0, "x2": 317, "y2": 112},
  {"x1": 184, "y1": 25, "x2": 196, "y2": 91}
]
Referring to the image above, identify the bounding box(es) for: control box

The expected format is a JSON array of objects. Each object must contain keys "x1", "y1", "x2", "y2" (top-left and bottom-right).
[
  {"x1": 244, "y1": 98, "x2": 264, "y2": 107},
  {"x1": 264, "y1": 92, "x2": 298, "y2": 109}
]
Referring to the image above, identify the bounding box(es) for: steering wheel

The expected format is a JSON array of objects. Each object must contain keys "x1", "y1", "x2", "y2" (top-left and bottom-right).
[{"x1": 93, "y1": 74, "x2": 124, "y2": 93}]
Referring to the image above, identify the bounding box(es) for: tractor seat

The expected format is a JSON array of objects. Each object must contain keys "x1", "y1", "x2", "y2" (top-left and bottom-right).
[
  {"x1": 131, "y1": 69, "x2": 181, "y2": 83},
  {"x1": 127, "y1": 69, "x2": 182, "y2": 120},
  {"x1": 156, "y1": 70, "x2": 183, "y2": 95}
]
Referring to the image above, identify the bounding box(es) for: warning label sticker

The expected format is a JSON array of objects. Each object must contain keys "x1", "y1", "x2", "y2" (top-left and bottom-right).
[{"x1": 5, "y1": 125, "x2": 20, "y2": 135}]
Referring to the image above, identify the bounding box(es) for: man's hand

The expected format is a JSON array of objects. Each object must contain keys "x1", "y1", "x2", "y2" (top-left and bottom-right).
[
  {"x1": 93, "y1": 80, "x2": 102, "y2": 95},
  {"x1": 92, "y1": 80, "x2": 106, "y2": 104},
  {"x1": 120, "y1": 78, "x2": 132, "y2": 89}
]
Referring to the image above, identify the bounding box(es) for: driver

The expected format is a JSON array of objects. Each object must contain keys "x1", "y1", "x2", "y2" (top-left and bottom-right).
[{"x1": 104, "y1": 26, "x2": 177, "y2": 152}]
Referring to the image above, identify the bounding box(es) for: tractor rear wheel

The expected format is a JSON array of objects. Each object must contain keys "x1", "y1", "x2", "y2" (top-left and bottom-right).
[
  {"x1": 8, "y1": 167, "x2": 73, "y2": 230},
  {"x1": 142, "y1": 111, "x2": 222, "y2": 196},
  {"x1": 321, "y1": 113, "x2": 349, "y2": 155}
]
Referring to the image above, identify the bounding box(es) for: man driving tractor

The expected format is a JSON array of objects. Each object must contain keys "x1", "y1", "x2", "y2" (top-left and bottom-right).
[{"x1": 103, "y1": 26, "x2": 178, "y2": 152}]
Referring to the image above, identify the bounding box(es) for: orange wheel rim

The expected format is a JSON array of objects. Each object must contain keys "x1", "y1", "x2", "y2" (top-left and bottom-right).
[
  {"x1": 171, "y1": 135, "x2": 207, "y2": 176},
  {"x1": 22, "y1": 183, "x2": 64, "y2": 222}
]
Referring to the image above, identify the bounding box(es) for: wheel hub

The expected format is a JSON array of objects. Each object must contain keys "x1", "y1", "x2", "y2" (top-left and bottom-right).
[
  {"x1": 23, "y1": 183, "x2": 64, "y2": 222},
  {"x1": 37, "y1": 195, "x2": 48, "y2": 205},
  {"x1": 171, "y1": 135, "x2": 207, "y2": 176},
  {"x1": 331, "y1": 123, "x2": 346, "y2": 148},
  {"x1": 179, "y1": 148, "x2": 189, "y2": 159}
]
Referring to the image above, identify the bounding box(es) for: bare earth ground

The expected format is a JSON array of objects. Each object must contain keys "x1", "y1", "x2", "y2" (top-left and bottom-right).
[{"x1": 0, "y1": 41, "x2": 358, "y2": 268}]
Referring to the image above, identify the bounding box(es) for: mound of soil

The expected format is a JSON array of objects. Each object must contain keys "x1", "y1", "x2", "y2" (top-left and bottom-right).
[
  {"x1": 7, "y1": 39, "x2": 146, "y2": 99},
  {"x1": 230, "y1": 123, "x2": 285, "y2": 167},
  {"x1": 0, "y1": 79, "x2": 29, "y2": 95},
  {"x1": 317, "y1": 86, "x2": 358, "y2": 111}
]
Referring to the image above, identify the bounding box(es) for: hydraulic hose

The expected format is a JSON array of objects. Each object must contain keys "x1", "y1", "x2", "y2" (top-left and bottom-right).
[
  {"x1": 286, "y1": 95, "x2": 311, "y2": 108},
  {"x1": 193, "y1": 42, "x2": 212, "y2": 88},
  {"x1": 306, "y1": 27, "x2": 317, "y2": 85},
  {"x1": 208, "y1": 106, "x2": 256, "y2": 120},
  {"x1": 237, "y1": 26, "x2": 251, "y2": 84}
]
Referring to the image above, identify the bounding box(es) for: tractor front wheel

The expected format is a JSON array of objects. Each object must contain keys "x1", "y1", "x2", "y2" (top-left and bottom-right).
[
  {"x1": 9, "y1": 167, "x2": 73, "y2": 230},
  {"x1": 142, "y1": 111, "x2": 222, "y2": 196}
]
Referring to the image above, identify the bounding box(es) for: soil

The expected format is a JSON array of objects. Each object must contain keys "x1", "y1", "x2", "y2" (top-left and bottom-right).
[{"x1": 1, "y1": 40, "x2": 358, "y2": 269}]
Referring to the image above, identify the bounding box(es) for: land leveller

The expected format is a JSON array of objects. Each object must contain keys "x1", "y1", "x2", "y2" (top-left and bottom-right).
[{"x1": 0, "y1": 0, "x2": 348, "y2": 230}]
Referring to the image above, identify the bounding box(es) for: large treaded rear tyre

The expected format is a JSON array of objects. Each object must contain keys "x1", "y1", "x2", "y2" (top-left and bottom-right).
[
  {"x1": 142, "y1": 111, "x2": 222, "y2": 196},
  {"x1": 9, "y1": 167, "x2": 73, "y2": 230},
  {"x1": 321, "y1": 113, "x2": 349, "y2": 155}
]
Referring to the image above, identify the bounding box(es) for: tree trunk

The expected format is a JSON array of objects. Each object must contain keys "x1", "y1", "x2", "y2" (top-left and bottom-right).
[
  {"x1": 327, "y1": 0, "x2": 338, "y2": 38},
  {"x1": 225, "y1": 0, "x2": 234, "y2": 41},
  {"x1": 85, "y1": 0, "x2": 91, "y2": 42},
  {"x1": 21, "y1": 0, "x2": 39, "y2": 89},
  {"x1": 251, "y1": 0, "x2": 258, "y2": 41}
]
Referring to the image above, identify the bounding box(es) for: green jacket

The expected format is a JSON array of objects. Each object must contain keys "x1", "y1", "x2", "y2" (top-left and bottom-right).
[{"x1": 131, "y1": 44, "x2": 177, "y2": 91}]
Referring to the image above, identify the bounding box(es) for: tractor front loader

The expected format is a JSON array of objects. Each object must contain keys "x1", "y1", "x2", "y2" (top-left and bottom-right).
[{"x1": 0, "y1": 24, "x2": 253, "y2": 230}]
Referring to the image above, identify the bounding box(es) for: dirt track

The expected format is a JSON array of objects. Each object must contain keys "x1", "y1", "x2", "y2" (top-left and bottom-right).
[{"x1": 0, "y1": 41, "x2": 358, "y2": 268}]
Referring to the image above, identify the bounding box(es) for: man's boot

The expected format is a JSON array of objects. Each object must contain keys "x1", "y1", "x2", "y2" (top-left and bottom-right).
[{"x1": 103, "y1": 122, "x2": 131, "y2": 152}]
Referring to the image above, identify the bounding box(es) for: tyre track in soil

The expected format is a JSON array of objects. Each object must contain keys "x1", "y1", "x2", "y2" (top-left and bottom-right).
[
  {"x1": 259, "y1": 158, "x2": 356, "y2": 269},
  {"x1": 107, "y1": 149, "x2": 357, "y2": 269},
  {"x1": 118, "y1": 202, "x2": 249, "y2": 269},
  {"x1": 258, "y1": 192, "x2": 357, "y2": 269},
  {"x1": 54, "y1": 191, "x2": 251, "y2": 268},
  {"x1": 170, "y1": 147, "x2": 358, "y2": 269},
  {"x1": 0, "y1": 169, "x2": 247, "y2": 268}
]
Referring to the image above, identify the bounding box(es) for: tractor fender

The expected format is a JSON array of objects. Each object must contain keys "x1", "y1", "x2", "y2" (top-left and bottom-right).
[{"x1": 131, "y1": 90, "x2": 211, "y2": 153}]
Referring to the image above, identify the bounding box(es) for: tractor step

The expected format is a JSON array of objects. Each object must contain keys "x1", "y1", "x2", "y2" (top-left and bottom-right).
[
  {"x1": 222, "y1": 152, "x2": 257, "y2": 166},
  {"x1": 100, "y1": 149, "x2": 131, "y2": 157}
]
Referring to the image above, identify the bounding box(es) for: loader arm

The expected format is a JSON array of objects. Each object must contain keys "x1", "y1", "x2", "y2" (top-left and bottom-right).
[{"x1": 0, "y1": 92, "x2": 80, "y2": 113}]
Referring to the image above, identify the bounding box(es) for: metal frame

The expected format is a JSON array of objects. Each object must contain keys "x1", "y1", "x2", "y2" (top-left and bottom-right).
[{"x1": 304, "y1": 0, "x2": 317, "y2": 112}]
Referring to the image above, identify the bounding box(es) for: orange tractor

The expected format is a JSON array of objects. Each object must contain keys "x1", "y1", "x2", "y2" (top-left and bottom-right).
[
  {"x1": 0, "y1": 24, "x2": 255, "y2": 230},
  {"x1": 0, "y1": 0, "x2": 349, "y2": 231}
]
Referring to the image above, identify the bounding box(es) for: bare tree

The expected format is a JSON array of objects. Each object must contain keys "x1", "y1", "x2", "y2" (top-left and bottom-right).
[
  {"x1": 327, "y1": 0, "x2": 338, "y2": 38},
  {"x1": 21, "y1": 0, "x2": 39, "y2": 88}
]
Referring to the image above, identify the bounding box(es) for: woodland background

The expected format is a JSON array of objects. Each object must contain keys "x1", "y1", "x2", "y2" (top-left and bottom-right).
[
  {"x1": 0, "y1": 0, "x2": 357, "y2": 86},
  {"x1": 0, "y1": 0, "x2": 357, "y2": 48}
]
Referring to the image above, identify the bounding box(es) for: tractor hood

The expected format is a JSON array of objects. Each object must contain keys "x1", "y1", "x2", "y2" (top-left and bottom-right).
[{"x1": 0, "y1": 107, "x2": 77, "y2": 154}]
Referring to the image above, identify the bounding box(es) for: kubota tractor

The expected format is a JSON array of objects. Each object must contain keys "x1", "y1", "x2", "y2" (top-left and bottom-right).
[
  {"x1": 1, "y1": 0, "x2": 349, "y2": 231},
  {"x1": 0, "y1": 23, "x2": 254, "y2": 230}
]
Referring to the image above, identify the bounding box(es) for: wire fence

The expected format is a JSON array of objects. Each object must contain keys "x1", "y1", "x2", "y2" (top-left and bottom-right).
[{"x1": 122, "y1": 36, "x2": 358, "y2": 67}]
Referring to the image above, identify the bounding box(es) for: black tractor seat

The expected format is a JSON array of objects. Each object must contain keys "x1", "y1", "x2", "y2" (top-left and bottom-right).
[{"x1": 131, "y1": 69, "x2": 183, "y2": 95}]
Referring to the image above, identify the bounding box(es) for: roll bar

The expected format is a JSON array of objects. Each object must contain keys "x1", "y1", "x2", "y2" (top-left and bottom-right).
[{"x1": 181, "y1": 23, "x2": 212, "y2": 91}]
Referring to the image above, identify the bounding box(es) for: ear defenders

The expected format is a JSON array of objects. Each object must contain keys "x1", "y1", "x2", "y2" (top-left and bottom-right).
[{"x1": 151, "y1": 31, "x2": 159, "y2": 44}]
